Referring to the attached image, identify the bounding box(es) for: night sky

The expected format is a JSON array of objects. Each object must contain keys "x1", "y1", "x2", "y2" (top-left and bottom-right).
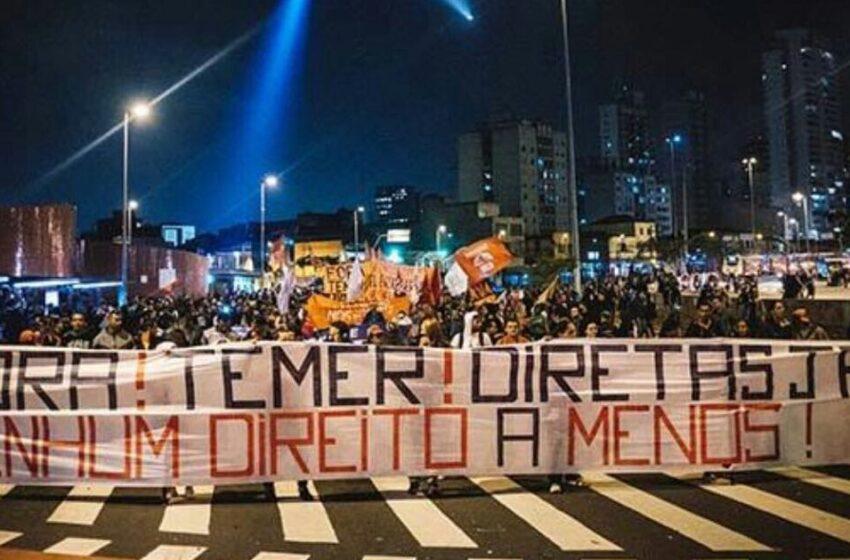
[{"x1": 1, "y1": 0, "x2": 848, "y2": 232}]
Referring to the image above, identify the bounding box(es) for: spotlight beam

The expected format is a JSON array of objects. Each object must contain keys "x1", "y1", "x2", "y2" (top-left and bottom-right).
[
  {"x1": 26, "y1": 22, "x2": 266, "y2": 193},
  {"x1": 439, "y1": 0, "x2": 474, "y2": 21}
]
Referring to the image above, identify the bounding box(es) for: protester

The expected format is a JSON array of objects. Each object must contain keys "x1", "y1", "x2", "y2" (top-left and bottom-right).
[{"x1": 92, "y1": 311, "x2": 134, "y2": 350}]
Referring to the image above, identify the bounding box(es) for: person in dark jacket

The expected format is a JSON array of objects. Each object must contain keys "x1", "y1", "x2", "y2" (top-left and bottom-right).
[
  {"x1": 685, "y1": 303, "x2": 720, "y2": 338},
  {"x1": 760, "y1": 301, "x2": 793, "y2": 339}
]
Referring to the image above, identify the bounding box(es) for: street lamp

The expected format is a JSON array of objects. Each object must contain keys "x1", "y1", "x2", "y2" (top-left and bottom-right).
[
  {"x1": 777, "y1": 211, "x2": 790, "y2": 252},
  {"x1": 788, "y1": 217, "x2": 799, "y2": 254},
  {"x1": 792, "y1": 191, "x2": 811, "y2": 254},
  {"x1": 353, "y1": 206, "x2": 365, "y2": 255},
  {"x1": 666, "y1": 134, "x2": 685, "y2": 253},
  {"x1": 559, "y1": 0, "x2": 582, "y2": 291},
  {"x1": 120, "y1": 100, "x2": 152, "y2": 305},
  {"x1": 436, "y1": 224, "x2": 447, "y2": 253},
  {"x1": 260, "y1": 173, "x2": 280, "y2": 275},
  {"x1": 742, "y1": 157, "x2": 758, "y2": 245},
  {"x1": 127, "y1": 200, "x2": 139, "y2": 246}
]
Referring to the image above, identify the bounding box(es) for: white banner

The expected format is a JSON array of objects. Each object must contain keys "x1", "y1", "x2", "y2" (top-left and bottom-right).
[{"x1": 1, "y1": 340, "x2": 849, "y2": 486}]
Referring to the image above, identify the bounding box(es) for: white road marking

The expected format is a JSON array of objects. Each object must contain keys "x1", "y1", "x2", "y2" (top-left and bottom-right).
[
  {"x1": 140, "y1": 544, "x2": 207, "y2": 560},
  {"x1": 371, "y1": 476, "x2": 477, "y2": 549},
  {"x1": 44, "y1": 537, "x2": 111, "y2": 556},
  {"x1": 361, "y1": 556, "x2": 416, "y2": 560},
  {"x1": 0, "y1": 531, "x2": 22, "y2": 546},
  {"x1": 251, "y1": 553, "x2": 311, "y2": 560},
  {"x1": 470, "y1": 476, "x2": 621, "y2": 551},
  {"x1": 274, "y1": 481, "x2": 338, "y2": 544},
  {"x1": 692, "y1": 479, "x2": 850, "y2": 544},
  {"x1": 48, "y1": 485, "x2": 114, "y2": 526},
  {"x1": 158, "y1": 485, "x2": 214, "y2": 535},
  {"x1": 0, "y1": 485, "x2": 14, "y2": 498},
  {"x1": 583, "y1": 473, "x2": 771, "y2": 551},
  {"x1": 769, "y1": 467, "x2": 850, "y2": 496}
]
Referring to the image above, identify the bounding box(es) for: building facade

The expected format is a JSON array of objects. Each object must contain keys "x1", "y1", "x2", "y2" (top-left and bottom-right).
[
  {"x1": 659, "y1": 90, "x2": 714, "y2": 232},
  {"x1": 763, "y1": 29, "x2": 846, "y2": 236},
  {"x1": 457, "y1": 119, "x2": 571, "y2": 238},
  {"x1": 599, "y1": 85, "x2": 652, "y2": 170},
  {"x1": 373, "y1": 185, "x2": 420, "y2": 227}
]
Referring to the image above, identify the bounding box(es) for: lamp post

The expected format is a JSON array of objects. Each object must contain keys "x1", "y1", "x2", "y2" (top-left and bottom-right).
[
  {"x1": 777, "y1": 211, "x2": 790, "y2": 252},
  {"x1": 120, "y1": 101, "x2": 151, "y2": 306},
  {"x1": 788, "y1": 217, "x2": 799, "y2": 254},
  {"x1": 260, "y1": 174, "x2": 279, "y2": 275},
  {"x1": 665, "y1": 134, "x2": 684, "y2": 265},
  {"x1": 792, "y1": 191, "x2": 811, "y2": 254},
  {"x1": 742, "y1": 157, "x2": 758, "y2": 246},
  {"x1": 353, "y1": 206, "x2": 365, "y2": 255},
  {"x1": 436, "y1": 224, "x2": 447, "y2": 253},
  {"x1": 559, "y1": 0, "x2": 581, "y2": 291},
  {"x1": 127, "y1": 200, "x2": 139, "y2": 246}
]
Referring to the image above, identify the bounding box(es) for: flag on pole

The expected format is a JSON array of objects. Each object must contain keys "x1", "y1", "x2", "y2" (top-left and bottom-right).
[
  {"x1": 444, "y1": 262, "x2": 469, "y2": 297},
  {"x1": 454, "y1": 237, "x2": 513, "y2": 285},
  {"x1": 346, "y1": 258, "x2": 364, "y2": 302},
  {"x1": 535, "y1": 274, "x2": 560, "y2": 306},
  {"x1": 276, "y1": 266, "x2": 296, "y2": 313}
]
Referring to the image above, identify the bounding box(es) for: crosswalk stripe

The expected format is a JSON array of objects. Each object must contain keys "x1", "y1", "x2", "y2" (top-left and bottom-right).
[
  {"x1": 274, "y1": 481, "x2": 338, "y2": 544},
  {"x1": 140, "y1": 544, "x2": 207, "y2": 560},
  {"x1": 47, "y1": 485, "x2": 114, "y2": 526},
  {"x1": 0, "y1": 485, "x2": 14, "y2": 498},
  {"x1": 361, "y1": 556, "x2": 416, "y2": 560},
  {"x1": 583, "y1": 473, "x2": 771, "y2": 552},
  {"x1": 470, "y1": 476, "x2": 621, "y2": 551},
  {"x1": 0, "y1": 531, "x2": 22, "y2": 546},
  {"x1": 251, "y1": 553, "x2": 310, "y2": 560},
  {"x1": 691, "y1": 480, "x2": 850, "y2": 544},
  {"x1": 371, "y1": 477, "x2": 477, "y2": 549},
  {"x1": 158, "y1": 485, "x2": 214, "y2": 535},
  {"x1": 44, "y1": 537, "x2": 111, "y2": 556},
  {"x1": 769, "y1": 467, "x2": 850, "y2": 496}
]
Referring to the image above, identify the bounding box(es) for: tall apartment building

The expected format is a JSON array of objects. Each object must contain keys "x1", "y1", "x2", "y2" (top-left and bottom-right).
[
  {"x1": 457, "y1": 119, "x2": 571, "y2": 237},
  {"x1": 659, "y1": 90, "x2": 713, "y2": 232},
  {"x1": 763, "y1": 29, "x2": 846, "y2": 235},
  {"x1": 599, "y1": 85, "x2": 652, "y2": 171},
  {"x1": 373, "y1": 185, "x2": 420, "y2": 227}
]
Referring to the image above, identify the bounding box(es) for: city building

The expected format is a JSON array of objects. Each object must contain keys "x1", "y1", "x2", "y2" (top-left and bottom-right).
[
  {"x1": 578, "y1": 160, "x2": 673, "y2": 237},
  {"x1": 457, "y1": 118, "x2": 572, "y2": 239},
  {"x1": 580, "y1": 216, "x2": 658, "y2": 277},
  {"x1": 659, "y1": 89, "x2": 714, "y2": 232},
  {"x1": 763, "y1": 29, "x2": 846, "y2": 236},
  {"x1": 599, "y1": 84, "x2": 652, "y2": 171},
  {"x1": 373, "y1": 185, "x2": 420, "y2": 226},
  {"x1": 409, "y1": 194, "x2": 525, "y2": 261},
  {"x1": 161, "y1": 224, "x2": 196, "y2": 247}
]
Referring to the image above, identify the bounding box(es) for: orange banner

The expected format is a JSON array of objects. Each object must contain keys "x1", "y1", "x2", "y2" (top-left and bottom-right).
[
  {"x1": 305, "y1": 294, "x2": 411, "y2": 330},
  {"x1": 316, "y1": 261, "x2": 432, "y2": 302},
  {"x1": 454, "y1": 237, "x2": 513, "y2": 285}
]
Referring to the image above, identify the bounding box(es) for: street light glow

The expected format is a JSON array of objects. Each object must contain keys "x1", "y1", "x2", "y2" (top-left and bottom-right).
[
  {"x1": 263, "y1": 174, "x2": 279, "y2": 188},
  {"x1": 357, "y1": 206, "x2": 365, "y2": 213},
  {"x1": 128, "y1": 200, "x2": 139, "y2": 211},
  {"x1": 438, "y1": 224, "x2": 447, "y2": 233},
  {"x1": 129, "y1": 102, "x2": 152, "y2": 120},
  {"x1": 792, "y1": 192, "x2": 804, "y2": 203}
]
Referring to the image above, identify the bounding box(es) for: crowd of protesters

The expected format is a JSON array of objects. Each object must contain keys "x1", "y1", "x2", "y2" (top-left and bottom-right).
[
  {"x1": 0, "y1": 270, "x2": 838, "y2": 352},
  {"x1": 0, "y1": 269, "x2": 841, "y2": 498}
]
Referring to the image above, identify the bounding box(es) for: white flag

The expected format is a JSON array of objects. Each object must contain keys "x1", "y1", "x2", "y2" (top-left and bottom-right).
[
  {"x1": 444, "y1": 262, "x2": 469, "y2": 297},
  {"x1": 276, "y1": 266, "x2": 295, "y2": 313},
  {"x1": 346, "y1": 258, "x2": 364, "y2": 302}
]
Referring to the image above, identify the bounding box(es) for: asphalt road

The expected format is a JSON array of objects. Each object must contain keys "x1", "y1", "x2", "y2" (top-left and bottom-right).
[{"x1": 1, "y1": 466, "x2": 850, "y2": 560}]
